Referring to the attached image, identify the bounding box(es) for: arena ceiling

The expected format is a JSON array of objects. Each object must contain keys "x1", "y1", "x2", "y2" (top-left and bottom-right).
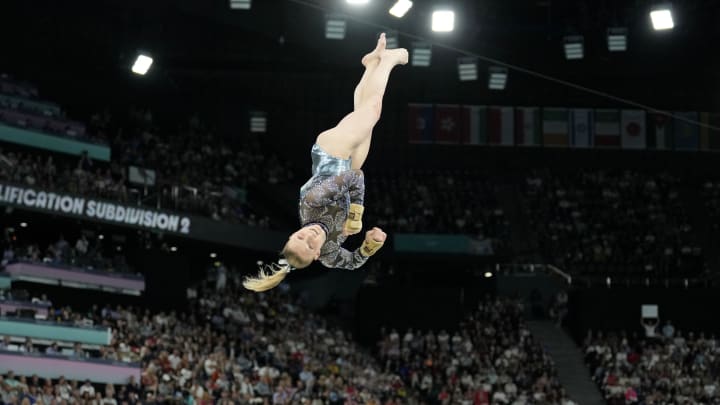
[{"x1": 4, "y1": 0, "x2": 720, "y2": 110}]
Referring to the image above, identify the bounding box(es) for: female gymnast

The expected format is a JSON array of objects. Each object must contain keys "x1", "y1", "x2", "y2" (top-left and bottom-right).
[{"x1": 244, "y1": 33, "x2": 408, "y2": 292}]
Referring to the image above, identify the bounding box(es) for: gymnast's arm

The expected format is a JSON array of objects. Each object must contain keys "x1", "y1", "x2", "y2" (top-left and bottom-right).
[
  {"x1": 319, "y1": 242, "x2": 369, "y2": 270},
  {"x1": 343, "y1": 169, "x2": 365, "y2": 206}
]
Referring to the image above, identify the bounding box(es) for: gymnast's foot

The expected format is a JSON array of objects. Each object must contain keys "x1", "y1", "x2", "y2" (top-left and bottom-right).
[
  {"x1": 362, "y1": 33, "x2": 386, "y2": 67},
  {"x1": 381, "y1": 48, "x2": 409, "y2": 66}
]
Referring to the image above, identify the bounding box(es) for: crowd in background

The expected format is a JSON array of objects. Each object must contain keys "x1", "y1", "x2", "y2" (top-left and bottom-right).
[
  {"x1": 0, "y1": 272, "x2": 576, "y2": 405},
  {"x1": 0, "y1": 148, "x2": 129, "y2": 202},
  {"x1": 584, "y1": 324, "x2": 720, "y2": 404},
  {"x1": 523, "y1": 169, "x2": 705, "y2": 278},
  {"x1": 376, "y1": 298, "x2": 572, "y2": 405},
  {"x1": 0, "y1": 74, "x2": 291, "y2": 227},
  {"x1": 1, "y1": 232, "x2": 132, "y2": 274},
  {"x1": 3, "y1": 75, "x2": 720, "y2": 277},
  {"x1": 0, "y1": 75, "x2": 99, "y2": 144},
  {"x1": 94, "y1": 107, "x2": 291, "y2": 226},
  {"x1": 367, "y1": 170, "x2": 510, "y2": 254}
]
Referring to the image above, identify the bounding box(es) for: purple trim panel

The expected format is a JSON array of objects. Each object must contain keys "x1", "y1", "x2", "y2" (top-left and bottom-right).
[
  {"x1": 0, "y1": 300, "x2": 50, "y2": 317},
  {"x1": 0, "y1": 351, "x2": 140, "y2": 384},
  {"x1": 6, "y1": 263, "x2": 145, "y2": 291}
]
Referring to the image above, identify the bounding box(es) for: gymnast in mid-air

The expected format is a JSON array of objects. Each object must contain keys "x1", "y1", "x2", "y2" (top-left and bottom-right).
[{"x1": 244, "y1": 33, "x2": 408, "y2": 292}]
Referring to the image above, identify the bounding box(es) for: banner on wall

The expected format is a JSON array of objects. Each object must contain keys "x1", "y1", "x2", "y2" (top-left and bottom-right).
[
  {"x1": 621, "y1": 110, "x2": 647, "y2": 149},
  {"x1": 407, "y1": 104, "x2": 715, "y2": 154},
  {"x1": 0, "y1": 182, "x2": 287, "y2": 251},
  {"x1": 542, "y1": 108, "x2": 569, "y2": 147},
  {"x1": 0, "y1": 183, "x2": 190, "y2": 234},
  {"x1": 514, "y1": 107, "x2": 541, "y2": 146},
  {"x1": 570, "y1": 109, "x2": 593, "y2": 148}
]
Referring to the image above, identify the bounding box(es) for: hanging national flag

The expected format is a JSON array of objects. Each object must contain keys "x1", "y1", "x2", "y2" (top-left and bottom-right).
[
  {"x1": 620, "y1": 110, "x2": 647, "y2": 149},
  {"x1": 514, "y1": 107, "x2": 541, "y2": 146},
  {"x1": 433, "y1": 104, "x2": 462, "y2": 144},
  {"x1": 459, "y1": 105, "x2": 487, "y2": 145},
  {"x1": 407, "y1": 103, "x2": 434, "y2": 143},
  {"x1": 673, "y1": 112, "x2": 700, "y2": 150},
  {"x1": 594, "y1": 109, "x2": 621, "y2": 147},
  {"x1": 648, "y1": 113, "x2": 673, "y2": 150},
  {"x1": 487, "y1": 106, "x2": 515, "y2": 146},
  {"x1": 570, "y1": 108, "x2": 593, "y2": 148},
  {"x1": 542, "y1": 108, "x2": 569, "y2": 147},
  {"x1": 700, "y1": 112, "x2": 720, "y2": 151}
]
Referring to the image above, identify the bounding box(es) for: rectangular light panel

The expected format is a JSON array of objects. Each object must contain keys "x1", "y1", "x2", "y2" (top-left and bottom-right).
[
  {"x1": 389, "y1": 0, "x2": 413, "y2": 18},
  {"x1": 326, "y1": 17, "x2": 347, "y2": 40},
  {"x1": 411, "y1": 42, "x2": 432, "y2": 67},
  {"x1": 131, "y1": 55, "x2": 153, "y2": 75},
  {"x1": 432, "y1": 10, "x2": 455, "y2": 32},
  {"x1": 229, "y1": 0, "x2": 251, "y2": 10},
  {"x1": 650, "y1": 9, "x2": 674, "y2": 30}
]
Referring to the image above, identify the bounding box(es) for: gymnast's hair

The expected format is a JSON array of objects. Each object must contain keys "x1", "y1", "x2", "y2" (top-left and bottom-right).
[{"x1": 242, "y1": 246, "x2": 312, "y2": 292}]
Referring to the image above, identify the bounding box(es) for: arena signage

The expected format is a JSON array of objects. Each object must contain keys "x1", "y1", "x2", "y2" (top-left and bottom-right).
[
  {"x1": 0, "y1": 183, "x2": 190, "y2": 234},
  {"x1": 0, "y1": 181, "x2": 287, "y2": 251}
]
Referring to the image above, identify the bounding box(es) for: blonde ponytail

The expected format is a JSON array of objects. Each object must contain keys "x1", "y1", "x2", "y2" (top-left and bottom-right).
[{"x1": 242, "y1": 263, "x2": 293, "y2": 292}]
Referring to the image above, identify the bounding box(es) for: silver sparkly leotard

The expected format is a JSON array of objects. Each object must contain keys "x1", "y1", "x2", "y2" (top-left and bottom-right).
[{"x1": 298, "y1": 144, "x2": 368, "y2": 270}]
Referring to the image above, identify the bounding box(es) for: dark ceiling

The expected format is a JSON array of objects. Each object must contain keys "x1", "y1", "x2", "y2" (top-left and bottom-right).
[{"x1": 3, "y1": 0, "x2": 720, "y2": 113}]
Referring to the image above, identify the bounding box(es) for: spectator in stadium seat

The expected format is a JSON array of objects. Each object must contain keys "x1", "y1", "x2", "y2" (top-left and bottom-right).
[
  {"x1": 662, "y1": 320, "x2": 675, "y2": 339},
  {"x1": 80, "y1": 379, "x2": 95, "y2": 398},
  {"x1": 78, "y1": 150, "x2": 93, "y2": 172},
  {"x1": 641, "y1": 317, "x2": 658, "y2": 338}
]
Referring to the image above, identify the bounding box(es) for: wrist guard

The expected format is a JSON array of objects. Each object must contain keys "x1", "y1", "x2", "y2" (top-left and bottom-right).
[
  {"x1": 343, "y1": 203, "x2": 364, "y2": 235},
  {"x1": 360, "y1": 237, "x2": 384, "y2": 257}
]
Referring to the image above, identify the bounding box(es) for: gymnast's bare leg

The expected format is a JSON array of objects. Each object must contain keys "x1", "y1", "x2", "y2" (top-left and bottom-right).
[{"x1": 316, "y1": 33, "x2": 408, "y2": 170}]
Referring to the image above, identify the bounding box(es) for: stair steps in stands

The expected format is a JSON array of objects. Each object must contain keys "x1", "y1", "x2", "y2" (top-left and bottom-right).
[{"x1": 527, "y1": 320, "x2": 605, "y2": 405}]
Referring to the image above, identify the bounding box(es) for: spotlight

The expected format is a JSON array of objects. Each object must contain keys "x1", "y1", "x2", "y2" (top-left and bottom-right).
[
  {"x1": 563, "y1": 36, "x2": 584, "y2": 60},
  {"x1": 170, "y1": 246, "x2": 178, "y2": 252},
  {"x1": 411, "y1": 42, "x2": 432, "y2": 67},
  {"x1": 431, "y1": 10, "x2": 455, "y2": 32},
  {"x1": 488, "y1": 66, "x2": 508, "y2": 90},
  {"x1": 98, "y1": 234, "x2": 104, "y2": 240},
  {"x1": 650, "y1": 6, "x2": 674, "y2": 30},
  {"x1": 116, "y1": 246, "x2": 122, "y2": 252},
  {"x1": 229, "y1": 0, "x2": 250, "y2": 9},
  {"x1": 457, "y1": 57, "x2": 478, "y2": 81},
  {"x1": 325, "y1": 15, "x2": 347, "y2": 40},
  {"x1": 607, "y1": 27, "x2": 627, "y2": 51},
  {"x1": 484, "y1": 271, "x2": 493, "y2": 278},
  {"x1": 19, "y1": 222, "x2": 27, "y2": 228},
  {"x1": 385, "y1": 30, "x2": 399, "y2": 49},
  {"x1": 346, "y1": 0, "x2": 369, "y2": 4},
  {"x1": 250, "y1": 112, "x2": 267, "y2": 133},
  {"x1": 210, "y1": 252, "x2": 217, "y2": 258},
  {"x1": 389, "y1": 0, "x2": 412, "y2": 18},
  {"x1": 131, "y1": 54, "x2": 153, "y2": 75}
]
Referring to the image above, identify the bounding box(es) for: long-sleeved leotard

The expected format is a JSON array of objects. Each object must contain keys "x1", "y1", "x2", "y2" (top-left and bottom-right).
[{"x1": 298, "y1": 169, "x2": 367, "y2": 270}]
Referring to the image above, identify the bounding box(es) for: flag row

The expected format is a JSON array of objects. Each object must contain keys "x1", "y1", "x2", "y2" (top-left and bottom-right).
[{"x1": 407, "y1": 104, "x2": 720, "y2": 151}]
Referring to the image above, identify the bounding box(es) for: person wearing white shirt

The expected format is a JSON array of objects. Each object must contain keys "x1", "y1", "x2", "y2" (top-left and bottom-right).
[{"x1": 80, "y1": 380, "x2": 95, "y2": 398}]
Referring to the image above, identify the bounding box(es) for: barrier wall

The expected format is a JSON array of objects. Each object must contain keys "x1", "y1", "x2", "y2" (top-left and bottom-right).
[
  {"x1": 0, "y1": 123, "x2": 109, "y2": 161},
  {"x1": 0, "y1": 317, "x2": 111, "y2": 345},
  {"x1": 6, "y1": 262, "x2": 144, "y2": 294},
  {"x1": 0, "y1": 351, "x2": 140, "y2": 384}
]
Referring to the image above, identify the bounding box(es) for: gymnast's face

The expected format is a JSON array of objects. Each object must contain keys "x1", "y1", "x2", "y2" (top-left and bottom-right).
[{"x1": 286, "y1": 224, "x2": 326, "y2": 261}]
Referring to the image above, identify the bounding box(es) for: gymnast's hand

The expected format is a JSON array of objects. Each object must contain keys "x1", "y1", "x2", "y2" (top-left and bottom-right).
[
  {"x1": 366, "y1": 227, "x2": 387, "y2": 243},
  {"x1": 360, "y1": 227, "x2": 387, "y2": 257}
]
